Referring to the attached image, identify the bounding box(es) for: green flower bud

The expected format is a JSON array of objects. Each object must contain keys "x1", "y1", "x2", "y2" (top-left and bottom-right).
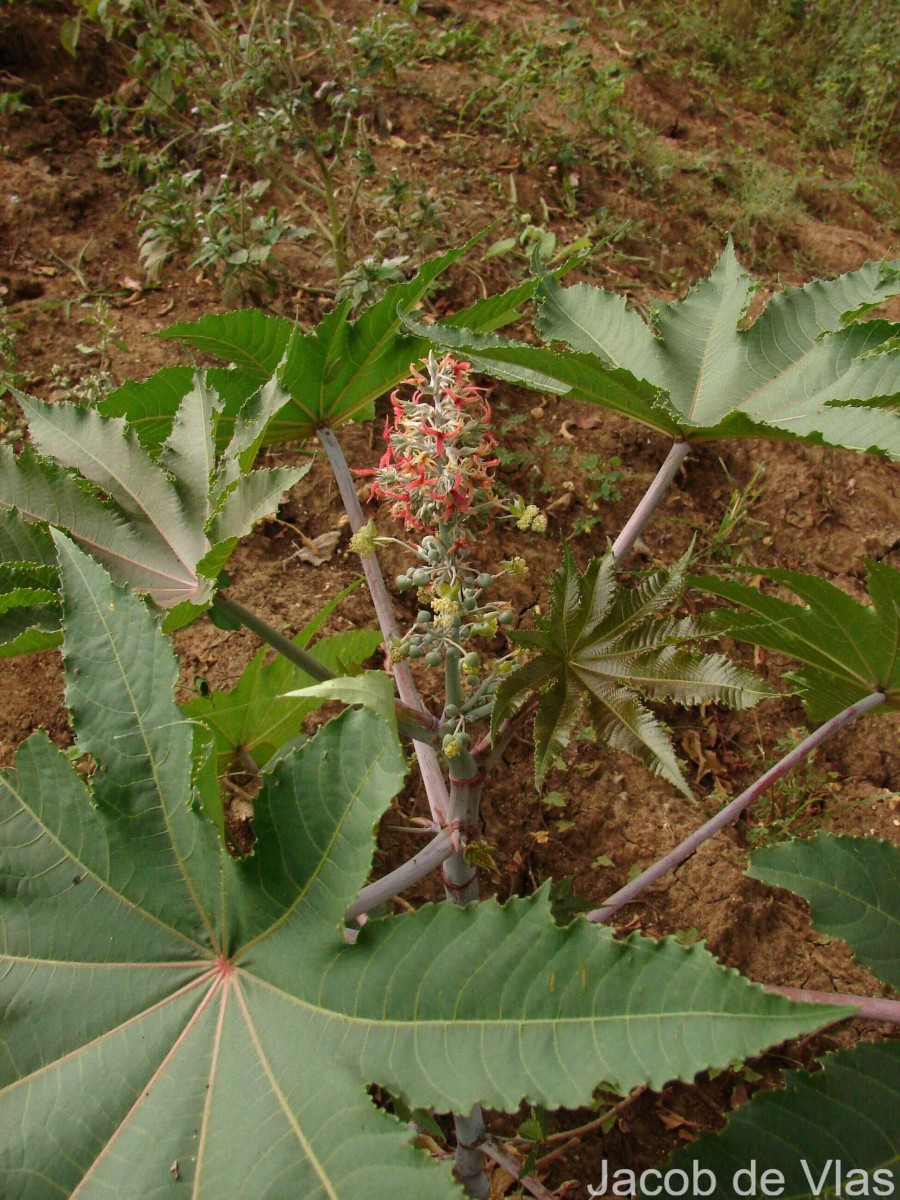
[{"x1": 388, "y1": 638, "x2": 410, "y2": 663}]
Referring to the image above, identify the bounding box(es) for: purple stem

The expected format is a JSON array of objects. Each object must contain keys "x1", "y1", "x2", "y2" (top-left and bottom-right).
[
  {"x1": 317, "y1": 425, "x2": 450, "y2": 826},
  {"x1": 586, "y1": 691, "x2": 886, "y2": 924},
  {"x1": 611, "y1": 440, "x2": 691, "y2": 562},
  {"x1": 480, "y1": 1141, "x2": 557, "y2": 1200},
  {"x1": 764, "y1": 987, "x2": 900, "y2": 1025},
  {"x1": 454, "y1": 1108, "x2": 489, "y2": 1199},
  {"x1": 344, "y1": 828, "x2": 455, "y2": 922}
]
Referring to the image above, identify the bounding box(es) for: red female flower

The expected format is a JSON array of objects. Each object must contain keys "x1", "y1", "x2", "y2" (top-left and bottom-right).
[{"x1": 363, "y1": 354, "x2": 500, "y2": 539}]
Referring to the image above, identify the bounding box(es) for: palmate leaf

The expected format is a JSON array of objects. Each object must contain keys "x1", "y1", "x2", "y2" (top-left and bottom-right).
[
  {"x1": 494, "y1": 548, "x2": 770, "y2": 790},
  {"x1": 668, "y1": 1041, "x2": 900, "y2": 1199},
  {"x1": 748, "y1": 834, "x2": 900, "y2": 989},
  {"x1": 669, "y1": 837, "x2": 900, "y2": 1195},
  {"x1": 0, "y1": 512, "x2": 62, "y2": 655},
  {"x1": 412, "y1": 242, "x2": 900, "y2": 457},
  {"x1": 98, "y1": 364, "x2": 264, "y2": 453},
  {"x1": 0, "y1": 537, "x2": 842, "y2": 1199},
  {"x1": 156, "y1": 238, "x2": 538, "y2": 446},
  {"x1": 184, "y1": 584, "x2": 383, "y2": 774},
  {"x1": 691, "y1": 561, "x2": 900, "y2": 721},
  {"x1": 0, "y1": 373, "x2": 307, "y2": 644}
]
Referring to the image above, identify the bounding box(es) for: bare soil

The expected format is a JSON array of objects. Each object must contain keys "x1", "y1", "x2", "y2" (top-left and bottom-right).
[{"x1": 0, "y1": 2, "x2": 897, "y2": 1194}]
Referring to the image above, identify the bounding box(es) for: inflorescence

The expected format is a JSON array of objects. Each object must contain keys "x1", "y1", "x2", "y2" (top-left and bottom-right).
[{"x1": 351, "y1": 353, "x2": 546, "y2": 753}]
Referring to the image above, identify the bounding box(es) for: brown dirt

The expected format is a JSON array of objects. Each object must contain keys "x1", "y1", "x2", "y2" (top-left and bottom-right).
[{"x1": 0, "y1": 2, "x2": 897, "y2": 1194}]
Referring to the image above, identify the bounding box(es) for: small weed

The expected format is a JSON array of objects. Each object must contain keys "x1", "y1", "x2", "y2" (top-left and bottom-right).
[
  {"x1": 335, "y1": 255, "x2": 409, "y2": 314},
  {"x1": 81, "y1": 1, "x2": 424, "y2": 287},
  {"x1": 495, "y1": 446, "x2": 530, "y2": 472},
  {"x1": 499, "y1": 413, "x2": 529, "y2": 435},
  {"x1": 701, "y1": 462, "x2": 767, "y2": 566},
  {"x1": 0, "y1": 91, "x2": 29, "y2": 119},
  {"x1": 484, "y1": 178, "x2": 592, "y2": 271},
  {"x1": 745, "y1": 729, "x2": 841, "y2": 849},
  {"x1": 572, "y1": 454, "x2": 624, "y2": 536},
  {"x1": 0, "y1": 297, "x2": 26, "y2": 445},
  {"x1": 47, "y1": 300, "x2": 127, "y2": 408}
]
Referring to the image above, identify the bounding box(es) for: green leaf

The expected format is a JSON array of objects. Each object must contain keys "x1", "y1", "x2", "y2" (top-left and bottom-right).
[
  {"x1": 668, "y1": 1042, "x2": 900, "y2": 1198},
  {"x1": 191, "y1": 720, "x2": 225, "y2": 841},
  {"x1": 0, "y1": 599, "x2": 62, "y2": 657},
  {"x1": 161, "y1": 237, "x2": 536, "y2": 445},
  {"x1": 417, "y1": 242, "x2": 900, "y2": 456},
  {"x1": 0, "y1": 377, "x2": 305, "y2": 640},
  {"x1": 0, "y1": 444, "x2": 198, "y2": 605},
  {"x1": 0, "y1": 538, "x2": 842, "y2": 1198},
  {"x1": 158, "y1": 372, "x2": 221, "y2": 529},
  {"x1": 214, "y1": 374, "x2": 296, "y2": 485},
  {"x1": 208, "y1": 464, "x2": 310, "y2": 545},
  {"x1": 0, "y1": 517, "x2": 63, "y2": 655},
  {"x1": 157, "y1": 308, "x2": 293, "y2": 377},
  {"x1": 748, "y1": 834, "x2": 900, "y2": 989},
  {"x1": 98, "y1": 365, "x2": 264, "y2": 453},
  {"x1": 183, "y1": 586, "x2": 382, "y2": 772},
  {"x1": 0, "y1": 508, "x2": 58, "y2": 566},
  {"x1": 283, "y1": 670, "x2": 399, "y2": 737},
  {"x1": 691, "y1": 561, "x2": 900, "y2": 720},
  {"x1": 495, "y1": 547, "x2": 770, "y2": 790},
  {"x1": 402, "y1": 313, "x2": 679, "y2": 435}
]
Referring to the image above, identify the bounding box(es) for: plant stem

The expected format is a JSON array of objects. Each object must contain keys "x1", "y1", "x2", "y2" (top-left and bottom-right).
[
  {"x1": 318, "y1": 427, "x2": 489, "y2": 1194},
  {"x1": 762, "y1": 987, "x2": 900, "y2": 1025},
  {"x1": 306, "y1": 143, "x2": 350, "y2": 276},
  {"x1": 213, "y1": 593, "x2": 334, "y2": 681},
  {"x1": 316, "y1": 427, "x2": 419, "y2": 703},
  {"x1": 453, "y1": 1108, "x2": 490, "y2": 1200},
  {"x1": 213, "y1": 591, "x2": 439, "y2": 746},
  {"x1": 474, "y1": 696, "x2": 538, "y2": 772},
  {"x1": 480, "y1": 1141, "x2": 557, "y2": 1200},
  {"x1": 586, "y1": 691, "x2": 886, "y2": 924},
  {"x1": 443, "y1": 748, "x2": 482, "y2": 906},
  {"x1": 611, "y1": 440, "x2": 691, "y2": 563},
  {"x1": 439, "y1": 655, "x2": 487, "y2": 1193},
  {"x1": 344, "y1": 828, "x2": 456, "y2": 923},
  {"x1": 316, "y1": 426, "x2": 451, "y2": 826},
  {"x1": 441, "y1": 641, "x2": 481, "y2": 904},
  {"x1": 444, "y1": 748, "x2": 487, "y2": 1195}
]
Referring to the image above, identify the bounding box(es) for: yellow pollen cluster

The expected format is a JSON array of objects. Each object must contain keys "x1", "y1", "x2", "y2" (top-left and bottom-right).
[{"x1": 431, "y1": 595, "x2": 461, "y2": 629}]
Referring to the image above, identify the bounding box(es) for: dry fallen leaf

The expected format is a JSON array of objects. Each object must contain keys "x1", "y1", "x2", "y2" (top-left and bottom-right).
[
  {"x1": 569, "y1": 412, "x2": 606, "y2": 430},
  {"x1": 656, "y1": 1107, "x2": 697, "y2": 1132},
  {"x1": 545, "y1": 492, "x2": 573, "y2": 514},
  {"x1": 291, "y1": 530, "x2": 342, "y2": 566},
  {"x1": 679, "y1": 729, "x2": 725, "y2": 783},
  {"x1": 489, "y1": 1164, "x2": 521, "y2": 1198}
]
